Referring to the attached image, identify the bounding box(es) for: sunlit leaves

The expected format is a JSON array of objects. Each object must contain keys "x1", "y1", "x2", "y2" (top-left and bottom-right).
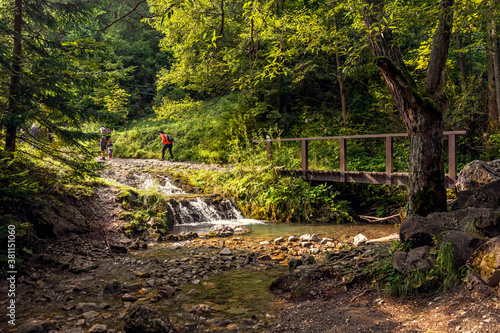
[{"x1": 153, "y1": 96, "x2": 203, "y2": 121}]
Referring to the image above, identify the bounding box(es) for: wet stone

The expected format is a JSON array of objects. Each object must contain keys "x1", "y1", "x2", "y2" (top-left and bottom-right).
[
  {"x1": 122, "y1": 294, "x2": 138, "y2": 302},
  {"x1": 88, "y1": 324, "x2": 109, "y2": 333},
  {"x1": 77, "y1": 303, "x2": 100, "y2": 314},
  {"x1": 103, "y1": 280, "x2": 123, "y2": 294}
]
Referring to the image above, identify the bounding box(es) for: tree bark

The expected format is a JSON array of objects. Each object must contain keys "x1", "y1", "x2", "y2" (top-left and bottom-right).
[
  {"x1": 362, "y1": 0, "x2": 453, "y2": 216},
  {"x1": 5, "y1": 0, "x2": 23, "y2": 152}
]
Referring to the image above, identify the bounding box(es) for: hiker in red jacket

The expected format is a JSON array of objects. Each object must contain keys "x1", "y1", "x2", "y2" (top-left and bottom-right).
[{"x1": 159, "y1": 130, "x2": 174, "y2": 161}]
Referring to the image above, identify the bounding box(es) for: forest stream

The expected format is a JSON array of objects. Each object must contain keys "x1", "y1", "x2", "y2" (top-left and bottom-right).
[{"x1": 2, "y1": 159, "x2": 499, "y2": 333}]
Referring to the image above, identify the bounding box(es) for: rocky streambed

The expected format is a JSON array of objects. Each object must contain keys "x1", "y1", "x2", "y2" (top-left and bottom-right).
[{"x1": 5, "y1": 224, "x2": 380, "y2": 333}]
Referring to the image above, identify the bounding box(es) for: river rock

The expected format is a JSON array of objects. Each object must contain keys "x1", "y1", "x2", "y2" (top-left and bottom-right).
[
  {"x1": 274, "y1": 237, "x2": 285, "y2": 244},
  {"x1": 393, "y1": 246, "x2": 433, "y2": 273},
  {"x1": 103, "y1": 280, "x2": 123, "y2": 294},
  {"x1": 219, "y1": 247, "x2": 232, "y2": 255},
  {"x1": 353, "y1": 234, "x2": 368, "y2": 246},
  {"x1": 32, "y1": 253, "x2": 56, "y2": 266},
  {"x1": 110, "y1": 244, "x2": 128, "y2": 254},
  {"x1": 122, "y1": 294, "x2": 138, "y2": 302},
  {"x1": 77, "y1": 302, "x2": 100, "y2": 314},
  {"x1": 124, "y1": 304, "x2": 177, "y2": 333},
  {"x1": 88, "y1": 324, "x2": 109, "y2": 333},
  {"x1": 190, "y1": 304, "x2": 211, "y2": 314},
  {"x1": 300, "y1": 234, "x2": 320, "y2": 242},
  {"x1": 288, "y1": 257, "x2": 303, "y2": 271},
  {"x1": 456, "y1": 160, "x2": 500, "y2": 192},
  {"x1": 158, "y1": 285, "x2": 175, "y2": 299},
  {"x1": 17, "y1": 320, "x2": 51, "y2": 333},
  {"x1": 69, "y1": 257, "x2": 98, "y2": 273},
  {"x1": 466, "y1": 236, "x2": 500, "y2": 287},
  {"x1": 288, "y1": 236, "x2": 298, "y2": 242}
]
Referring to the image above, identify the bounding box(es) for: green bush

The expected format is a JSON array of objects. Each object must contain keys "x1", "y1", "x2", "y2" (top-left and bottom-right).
[
  {"x1": 166, "y1": 165, "x2": 353, "y2": 224},
  {"x1": 369, "y1": 240, "x2": 467, "y2": 297}
]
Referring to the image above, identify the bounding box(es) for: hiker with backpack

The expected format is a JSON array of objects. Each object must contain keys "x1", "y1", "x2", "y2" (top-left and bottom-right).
[
  {"x1": 99, "y1": 126, "x2": 112, "y2": 160},
  {"x1": 159, "y1": 130, "x2": 174, "y2": 161}
]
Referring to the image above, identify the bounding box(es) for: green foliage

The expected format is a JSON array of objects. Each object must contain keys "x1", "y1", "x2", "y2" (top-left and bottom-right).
[
  {"x1": 167, "y1": 165, "x2": 353, "y2": 224},
  {"x1": 117, "y1": 186, "x2": 172, "y2": 235},
  {"x1": 369, "y1": 241, "x2": 467, "y2": 297}
]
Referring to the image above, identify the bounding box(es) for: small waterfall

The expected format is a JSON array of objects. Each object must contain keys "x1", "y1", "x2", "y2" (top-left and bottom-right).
[
  {"x1": 167, "y1": 198, "x2": 244, "y2": 225},
  {"x1": 136, "y1": 174, "x2": 185, "y2": 195},
  {"x1": 135, "y1": 173, "x2": 262, "y2": 234}
]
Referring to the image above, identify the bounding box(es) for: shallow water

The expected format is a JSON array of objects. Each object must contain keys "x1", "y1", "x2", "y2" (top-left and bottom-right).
[{"x1": 173, "y1": 219, "x2": 399, "y2": 242}]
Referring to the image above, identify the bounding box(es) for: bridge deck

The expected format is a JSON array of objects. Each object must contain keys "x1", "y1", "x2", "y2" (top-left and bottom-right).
[
  {"x1": 280, "y1": 170, "x2": 457, "y2": 188},
  {"x1": 256, "y1": 131, "x2": 466, "y2": 189}
]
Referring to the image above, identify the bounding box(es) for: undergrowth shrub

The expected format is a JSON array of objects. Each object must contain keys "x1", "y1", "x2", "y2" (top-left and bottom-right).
[
  {"x1": 369, "y1": 240, "x2": 467, "y2": 297},
  {"x1": 118, "y1": 186, "x2": 172, "y2": 235},
  {"x1": 166, "y1": 165, "x2": 353, "y2": 223}
]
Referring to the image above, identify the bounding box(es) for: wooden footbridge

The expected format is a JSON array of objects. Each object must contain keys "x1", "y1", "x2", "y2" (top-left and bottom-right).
[{"x1": 256, "y1": 131, "x2": 466, "y2": 189}]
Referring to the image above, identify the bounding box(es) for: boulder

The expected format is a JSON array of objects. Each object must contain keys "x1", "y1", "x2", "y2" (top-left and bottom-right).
[
  {"x1": 439, "y1": 230, "x2": 485, "y2": 268},
  {"x1": 453, "y1": 179, "x2": 500, "y2": 210},
  {"x1": 392, "y1": 246, "x2": 433, "y2": 273},
  {"x1": 400, "y1": 213, "x2": 463, "y2": 247},
  {"x1": 37, "y1": 202, "x2": 89, "y2": 237},
  {"x1": 124, "y1": 304, "x2": 177, "y2": 333},
  {"x1": 456, "y1": 160, "x2": 500, "y2": 192},
  {"x1": 466, "y1": 236, "x2": 500, "y2": 287}
]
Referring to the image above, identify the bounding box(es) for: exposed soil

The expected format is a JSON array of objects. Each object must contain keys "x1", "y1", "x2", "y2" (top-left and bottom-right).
[
  {"x1": 269, "y1": 283, "x2": 500, "y2": 333},
  {"x1": 2, "y1": 158, "x2": 499, "y2": 333}
]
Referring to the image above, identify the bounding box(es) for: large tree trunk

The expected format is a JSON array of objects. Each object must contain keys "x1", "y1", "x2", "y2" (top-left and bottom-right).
[
  {"x1": 5, "y1": 0, "x2": 23, "y2": 152},
  {"x1": 362, "y1": 0, "x2": 454, "y2": 216}
]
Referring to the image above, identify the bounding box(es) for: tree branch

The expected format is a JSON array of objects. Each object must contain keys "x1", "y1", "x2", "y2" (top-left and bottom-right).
[{"x1": 97, "y1": 0, "x2": 148, "y2": 32}]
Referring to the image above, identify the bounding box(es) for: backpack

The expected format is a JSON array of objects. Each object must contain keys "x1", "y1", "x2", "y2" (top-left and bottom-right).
[
  {"x1": 167, "y1": 134, "x2": 174, "y2": 142},
  {"x1": 100, "y1": 127, "x2": 112, "y2": 135}
]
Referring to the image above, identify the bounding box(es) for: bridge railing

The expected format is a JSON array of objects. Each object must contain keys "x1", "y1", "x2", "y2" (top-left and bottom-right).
[{"x1": 255, "y1": 131, "x2": 466, "y2": 188}]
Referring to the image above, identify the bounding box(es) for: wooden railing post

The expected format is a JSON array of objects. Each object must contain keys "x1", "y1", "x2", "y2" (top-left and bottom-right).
[
  {"x1": 339, "y1": 138, "x2": 347, "y2": 182},
  {"x1": 302, "y1": 140, "x2": 308, "y2": 178},
  {"x1": 266, "y1": 140, "x2": 271, "y2": 163},
  {"x1": 385, "y1": 136, "x2": 393, "y2": 185},
  {"x1": 448, "y1": 134, "x2": 457, "y2": 187}
]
